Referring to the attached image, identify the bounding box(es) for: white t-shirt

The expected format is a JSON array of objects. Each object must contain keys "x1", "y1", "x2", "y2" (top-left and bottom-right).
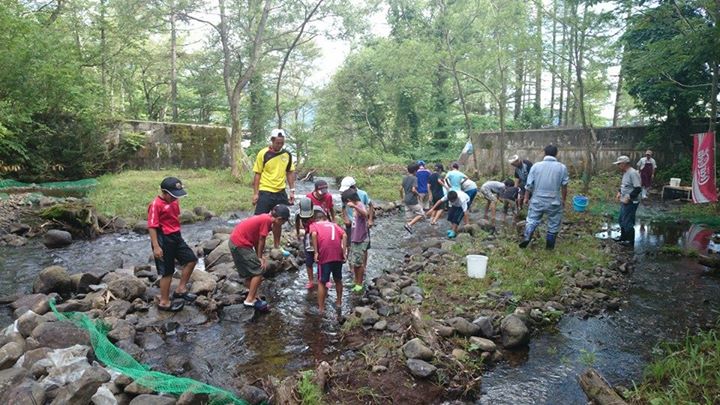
[{"x1": 441, "y1": 190, "x2": 470, "y2": 211}]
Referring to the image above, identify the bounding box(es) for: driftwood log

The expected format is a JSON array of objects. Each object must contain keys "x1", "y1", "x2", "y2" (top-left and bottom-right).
[
  {"x1": 578, "y1": 368, "x2": 628, "y2": 405},
  {"x1": 698, "y1": 254, "x2": 720, "y2": 269}
]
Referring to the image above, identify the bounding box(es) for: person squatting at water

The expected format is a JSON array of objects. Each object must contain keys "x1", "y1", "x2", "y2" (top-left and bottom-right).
[
  {"x1": 614, "y1": 155, "x2": 642, "y2": 247},
  {"x1": 147, "y1": 177, "x2": 198, "y2": 312},
  {"x1": 295, "y1": 198, "x2": 318, "y2": 290},
  {"x1": 519, "y1": 145, "x2": 569, "y2": 250},
  {"x1": 310, "y1": 209, "x2": 347, "y2": 316},
  {"x1": 252, "y1": 129, "x2": 296, "y2": 215},
  {"x1": 427, "y1": 189, "x2": 471, "y2": 239},
  {"x1": 228, "y1": 204, "x2": 291, "y2": 312}
]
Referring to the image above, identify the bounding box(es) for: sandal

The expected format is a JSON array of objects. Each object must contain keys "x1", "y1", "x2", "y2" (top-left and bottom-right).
[
  {"x1": 158, "y1": 300, "x2": 185, "y2": 312},
  {"x1": 243, "y1": 299, "x2": 270, "y2": 312},
  {"x1": 172, "y1": 291, "x2": 198, "y2": 302}
]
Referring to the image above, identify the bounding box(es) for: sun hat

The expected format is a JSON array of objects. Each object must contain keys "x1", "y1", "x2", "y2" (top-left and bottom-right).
[
  {"x1": 613, "y1": 156, "x2": 631, "y2": 165},
  {"x1": 508, "y1": 154, "x2": 520, "y2": 164},
  {"x1": 160, "y1": 177, "x2": 187, "y2": 198},
  {"x1": 298, "y1": 198, "x2": 313, "y2": 219},
  {"x1": 339, "y1": 176, "x2": 356, "y2": 192}
]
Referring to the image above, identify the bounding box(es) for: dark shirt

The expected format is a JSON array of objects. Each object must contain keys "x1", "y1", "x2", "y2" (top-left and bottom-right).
[
  {"x1": 402, "y1": 175, "x2": 419, "y2": 205},
  {"x1": 514, "y1": 160, "x2": 533, "y2": 187},
  {"x1": 429, "y1": 172, "x2": 444, "y2": 199}
]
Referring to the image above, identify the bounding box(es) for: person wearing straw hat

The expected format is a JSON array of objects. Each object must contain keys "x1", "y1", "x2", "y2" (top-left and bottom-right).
[
  {"x1": 636, "y1": 150, "x2": 657, "y2": 199},
  {"x1": 508, "y1": 154, "x2": 533, "y2": 210},
  {"x1": 519, "y1": 145, "x2": 569, "y2": 250},
  {"x1": 614, "y1": 155, "x2": 642, "y2": 246}
]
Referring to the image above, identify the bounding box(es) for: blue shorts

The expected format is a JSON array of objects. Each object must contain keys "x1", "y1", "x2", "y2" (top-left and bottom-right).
[
  {"x1": 319, "y1": 262, "x2": 343, "y2": 283},
  {"x1": 466, "y1": 188, "x2": 478, "y2": 206},
  {"x1": 447, "y1": 206, "x2": 465, "y2": 225}
]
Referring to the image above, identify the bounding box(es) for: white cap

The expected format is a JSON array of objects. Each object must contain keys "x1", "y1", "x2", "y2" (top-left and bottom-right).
[
  {"x1": 269, "y1": 128, "x2": 286, "y2": 142},
  {"x1": 339, "y1": 176, "x2": 356, "y2": 192},
  {"x1": 508, "y1": 154, "x2": 519, "y2": 164},
  {"x1": 613, "y1": 155, "x2": 631, "y2": 165}
]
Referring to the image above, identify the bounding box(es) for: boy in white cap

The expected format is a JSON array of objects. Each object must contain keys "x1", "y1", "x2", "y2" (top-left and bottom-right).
[{"x1": 614, "y1": 155, "x2": 642, "y2": 246}]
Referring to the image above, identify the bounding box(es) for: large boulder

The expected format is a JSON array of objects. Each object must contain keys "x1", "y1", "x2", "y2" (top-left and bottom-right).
[
  {"x1": 472, "y1": 316, "x2": 495, "y2": 338},
  {"x1": 33, "y1": 266, "x2": 72, "y2": 296},
  {"x1": 0, "y1": 378, "x2": 45, "y2": 405},
  {"x1": 500, "y1": 314, "x2": 530, "y2": 349},
  {"x1": 0, "y1": 341, "x2": 25, "y2": 369},
  {"x1": 108, "y1": 277, "x2": 147, "y2": 301},
  {"x1": 43, "y1": 229, "x2": 72, "y2": 248},
  {"x1": 204, "y1": 241, "x2": 232, "y2": 270},
  {"x1": 17, "y1": 310, "x2": 44, "y2": 338},
  {"x1": 11, "y1": 294, "x2": 52, "y2": 315},
  {"x1": 70, "y1": 273, "x2": 103, "y2": 294},
  {"x1": 402, "y1": 338, "x2": 433, "y2": 361},
  {"x1": 31, "y1": 321, "x2": 90, "y2": 349},
  {"x1": 0, "y1": 368, "x2": 30, "y2": 401},
  {"x1": 189, "y1": 271, "x2": 217, "y2": 295}
]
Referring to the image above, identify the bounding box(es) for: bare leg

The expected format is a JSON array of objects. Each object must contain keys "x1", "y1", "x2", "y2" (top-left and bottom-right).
[
  {"x1": 335, "y1": 278, "x2": 343, "y2": 307},
  {"x1": 353, "y1": 265, "x2": 365, "y2": 286},
  {"x1": 317, "y1": 282, "x2": 326, "y2": 314},
  {"x1": 174, "y1": 261, "x2": 196, "y2": 294},
  {"x1": 306, "y1": 265, "x2": 314, "y2": 287},
  {"x1": 159, "y1": 276, "x2": 172, "y2": 307},
  {"x1": 245, "y1": 275, "x2": 263, "y2": 303},
  {"x1": 408, "y1": 214, "x2": 424, "y2": 226}
]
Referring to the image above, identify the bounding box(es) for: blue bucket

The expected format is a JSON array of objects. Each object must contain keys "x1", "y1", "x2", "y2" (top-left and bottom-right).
[{"x1": 572, "y1": 195, "x2": 589, "y2": 212}]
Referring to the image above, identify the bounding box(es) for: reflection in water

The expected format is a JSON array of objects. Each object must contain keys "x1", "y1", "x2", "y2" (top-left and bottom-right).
[{"x1": 480, "y1": 221, "x2": 720, "y2": 405}]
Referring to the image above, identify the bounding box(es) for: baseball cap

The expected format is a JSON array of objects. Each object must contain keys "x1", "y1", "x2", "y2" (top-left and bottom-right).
[
  {"x1": 417, "y1": 160, "x2": 426, "y2": 166},
  {"x1": 272, "y1": 204, "x2": 291, "y2": 220},
  {"x1": 314, "y1": 179, "x2": 328, "y2": 190},
  {"x1": 298, "y1": 197, "x2": 313, "y2": 219},
  {"x1": 160, "y1": 177, "x2": 187, "y2": 198},
  {"x1": 508, "y1": 154, "x2": 520, "y2": 164},
  {"x1": 339, "y1": 176, "x2": 356, "y2": 192},
  {"x1": 613, "y1": 156, "x2": 631, "y2": 165},
  {"x1": 312, "y1": 205, "x2": 325, "y2": 214}
]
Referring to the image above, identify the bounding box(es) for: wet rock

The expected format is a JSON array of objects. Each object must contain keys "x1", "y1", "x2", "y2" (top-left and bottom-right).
[
  {"x1": 0, "y1": 341, "x2": 25, "y2": 369},
  {"x1": 1, "y1": 234, "x2": 27, "y2": 246},
  {"x1": 70, "y1": 273, "x2": 103, "y2": 294},
  {"x1": 125, "y1": 381, "x2": 155, "y2": 395},
  {"x1": 9, "y1": 222, "x2": 30, "y2": 235},
  {"x1": 55, "y1": 298, "x2": 93, "y2": 313},
  {"x1": 20, "y1": 347, "x2": 52, "y2": 371},
  {"x1": 33, "y1": 266, "x2": 72, "y2": 296},
  {"x1": 104, "y1": 300, "x2": 133, "y2": 318},
  {"x1": 177, "y1": 391, "x2": 210, "y2": 405},
  {"x1": 500, "y1": 314, "x2": 529, "y2": 349},
  {"x1": 469, "y1": 336, "x2": 497, "y2": 352},
  {"x1": 205, "y1": 241, "x2": 231, "y2": 270},
  {"x1": 201, "y1": 239, "x2": 222, "y2": 256},
  {"x1": 238, "y1": 384, "x2": 269, "y2": 405},
  {"x1": 402, "y1": 338, "x2": 433, "y2": 361},
  {"x1": 452, "y1": 349, "x2": 468, "y2": 361},
  {"x1": 138, "y1": 332, "x2": 164, "y2": 351},
  {"x1": 447, "y1": 317, "x2": 481, "y2": 336},
  {"x1": 115, "y1": 340, "x2": 143, "y2": 361},
  {"x1": 91, "y1": 384, "x2": 116, "y2": 405},
  {"x1": 220, "y1": 304, "x2": 255, "y2": 324},
  {"x1": 31, "y1": 321, "x2": 90, "y2": 349},
  {"x1": 50, "y1": 366, "x2": 111, "y2": 405},
  {"x1": 360, "y1": 309, "x2": 380, "y2": 325},
  {"x1": 136, "y1": 305, "x2": 208, "y2": 330},
  {"x1": 373, "y1": 320, "x2": 387, "y2": 331},
  {"x1": 43, "y1": 229, "x2": 72, "y2": 248},
  {"x1": 108, "y1": 277, "x2": 147, "y2": 301},
  {"x1": 189, "y1": 271, "x2": 217, "y2": 295},
  {"x1": 406, "y1": 359, "x2": 436, "y2": 378},
  {"x1": 129, "y1": 394, "x2": 176, "y2": 405},
  {"x1": 1, "y1": 378, "x2": 45, "y2": 404},
  {"x1": 471, "y1": 316, "x2": 495, "y2": 338},
  {"x1": 133, "y1": 221, "x2": 149, "y2": 234},
  {"x1": 17, "y1": 310, "x2": 44, "y2": 338},
  {"x1": 0, "y1": 368, "x2": 30, "y2": 400},
  {"x1": 108, "y1": 320, "x2": 136, "y2": 343}
]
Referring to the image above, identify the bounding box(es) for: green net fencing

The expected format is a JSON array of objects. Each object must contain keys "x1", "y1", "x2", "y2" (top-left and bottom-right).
[
  {"x1": 0, "y1": 178, "x2": 98, "y2": 190},
  {"x1": 49, "y1": 299, "x2": 248, "y2": 404}
]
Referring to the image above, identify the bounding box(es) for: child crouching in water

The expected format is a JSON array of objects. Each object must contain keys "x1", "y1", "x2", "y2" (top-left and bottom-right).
[{"x1": 310, "y1": 210, "x2": 347, "y2": 315}]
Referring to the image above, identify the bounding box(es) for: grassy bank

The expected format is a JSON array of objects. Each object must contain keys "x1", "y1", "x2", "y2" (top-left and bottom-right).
[
  {"x1": 630, "y1": 326, "x2": 720, "y2": 404},
  {"x1": 89, "y1": 169, "x2": 254, "y2": 220}
]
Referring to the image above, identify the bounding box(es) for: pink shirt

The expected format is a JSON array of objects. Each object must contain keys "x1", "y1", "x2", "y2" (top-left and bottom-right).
[
  {"x1": 147, "y1": 196, "x2": 181, "y2": 234},
  {"x1": 309, "y1": 221, "x2": 345, "y2": 264}
]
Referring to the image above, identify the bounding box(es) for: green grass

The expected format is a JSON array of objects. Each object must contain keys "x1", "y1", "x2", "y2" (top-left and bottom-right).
[
  {"x1": 353, "y1": 172, "x2": 402, "y2": 203},
  {"x1": 297, "y1": 370, "x2": 324, "y2": 405},
  {"x1": 630, "y1": 326, "x2": 720, "y2": 404},
  {"x1": 88, "y1": 169, "x2": 254, "y2": 220}
]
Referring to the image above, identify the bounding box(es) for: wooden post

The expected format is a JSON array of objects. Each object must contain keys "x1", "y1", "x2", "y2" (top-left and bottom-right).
[{"x1": 578, "y1": 368, "x2": 628, "y2": 405}]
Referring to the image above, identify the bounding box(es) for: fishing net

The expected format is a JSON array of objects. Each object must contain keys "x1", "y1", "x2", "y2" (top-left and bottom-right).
[{"x1": 49, "y1": 299, "x2": 248, "y2": 404}]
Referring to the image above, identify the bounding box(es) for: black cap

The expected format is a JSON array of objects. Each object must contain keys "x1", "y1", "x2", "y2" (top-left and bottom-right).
[
  {"x1": 272, "y1": 204, "x2": 290, "y2": 220},
  {"x1": 314, "y1": 179, "x2": 328, "y2": 189},
  {"x1": 160, "y1": 177, "x2": 187, "y2": 198}
]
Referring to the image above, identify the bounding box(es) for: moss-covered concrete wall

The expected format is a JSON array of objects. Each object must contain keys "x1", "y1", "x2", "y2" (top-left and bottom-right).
[{"x1": 113, "y1": 121, "x2": 233, "y2": 169}]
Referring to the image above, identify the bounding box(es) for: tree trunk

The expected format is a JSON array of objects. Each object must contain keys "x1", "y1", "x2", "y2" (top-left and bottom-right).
[
  {"x1": 612, "y1": 53, "x2": 624, "y2": 127},
  {"x1": 578, "y1": 368, "x2": 628, "y2": 405},
  {"x1": 170, "y1": 8, "x2": 178, "y2": 121},
  {"x1": 564, "y1": 3, "x2": 575, "y2": 127},
  {"x1": 549, "y1": 0, "x2": 558, "y2": 124},
  {"x1": 514, "y1": 56, "x2": 524, "y2": 120},
  {"x1": 534, "y1": 0, "x2": 542, "y2": 110}
]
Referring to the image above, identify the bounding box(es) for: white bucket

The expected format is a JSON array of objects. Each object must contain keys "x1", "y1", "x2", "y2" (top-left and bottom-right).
[
  {"x1": 670, "y1": 178, "x2": 681, "y2": 187},
  {"x1": 466, "y1": 255, "x2": 488, "y2": 279}
]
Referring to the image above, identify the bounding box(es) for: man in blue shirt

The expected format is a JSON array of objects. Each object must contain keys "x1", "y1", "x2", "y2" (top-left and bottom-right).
[
  {"x1": 444, "y1": 162, "x2": 466, "y2": 191},
  {"x1": 415, "y1": 161, "x2": 432, "y2": 209},
  {"x1": 519, "y1": 145, "x2": 569, "y2": 250}
]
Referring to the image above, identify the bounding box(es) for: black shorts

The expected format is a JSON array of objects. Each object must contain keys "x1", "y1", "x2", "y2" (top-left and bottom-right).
[
  {"x1": 255, "y1": 190, "x2": 289, "y2": 215},
  {"x1": 319, "y1": 262, "x2": 343, "y2": 283},
  {"x1": 447, "y1": 206, "x2": 464, "y2": 225},
  {"x1": 154, "y1": 232, "x2": 197, "y2": 277}
]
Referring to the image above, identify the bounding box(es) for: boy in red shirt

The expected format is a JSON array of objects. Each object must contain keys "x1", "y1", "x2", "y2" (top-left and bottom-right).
[
  {"x1": 310, "y1": 210, "x2": 347, "y2": 315},
  {"x1": 306, "y1": 179, "x2": 335, "y2": 222},
  {"x1": 148, "y1": 177, "x2": 197, "y2": 312},
  {"x1": 229, "y1": 205, "x2": 290, "y2": 312}
]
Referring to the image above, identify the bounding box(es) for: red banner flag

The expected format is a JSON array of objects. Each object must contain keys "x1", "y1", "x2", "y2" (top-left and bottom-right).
[{"x1": 692, "y1": 131, "x2": 717, "y2": 203}]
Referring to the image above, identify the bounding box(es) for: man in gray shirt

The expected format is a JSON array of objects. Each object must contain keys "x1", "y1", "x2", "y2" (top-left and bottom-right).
[
  {"x1": 519, "y1": 145, "x2": 569, "y2": 250},
  {"x1": 402, "y1": 163, "x2": 425, "y2": 233},
  {"x1": 614, "y1": 155, "x2": 642, "y2": 246}
]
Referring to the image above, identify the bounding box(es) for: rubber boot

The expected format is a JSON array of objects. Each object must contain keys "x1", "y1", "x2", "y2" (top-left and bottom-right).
[
  {"x1": 613, "y1": 229, "x2": 626, "y2": 243},
  {"x1": 545, "y1": 233, "x2": 557, "y2": 250},
  {"x1": 624, "y1": 228, "x2": 635, "y2": 246},
  {"x1": 519, "y1": 226, "x2": 536, "y2": 249}
]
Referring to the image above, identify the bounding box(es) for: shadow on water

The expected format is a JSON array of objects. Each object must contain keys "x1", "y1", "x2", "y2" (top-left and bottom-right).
[
  {"x1": 478, "y1": 218, "x2": 720, "y2": 405},
  {"x1": 0, "y1": 178, "x2": 408, "y2": 392}
]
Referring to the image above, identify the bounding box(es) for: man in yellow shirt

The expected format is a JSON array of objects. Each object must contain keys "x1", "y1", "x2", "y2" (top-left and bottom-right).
[{"x1": 252, "y1": 129, "x2": 296, "y2": 215}]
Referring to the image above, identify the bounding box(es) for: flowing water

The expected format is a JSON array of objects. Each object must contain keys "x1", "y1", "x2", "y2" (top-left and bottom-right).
[
  {"x1": 478, "y1": 220, "x2": 720, "y2": 405},
  {"x1": 2, "y1": 186, "x2": 720, "y2": 401}
]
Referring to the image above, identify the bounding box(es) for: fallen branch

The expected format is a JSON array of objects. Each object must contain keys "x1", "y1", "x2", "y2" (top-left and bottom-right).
[{"x1": 578, "y1": 368, "x2": 628, "y2": 405}]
